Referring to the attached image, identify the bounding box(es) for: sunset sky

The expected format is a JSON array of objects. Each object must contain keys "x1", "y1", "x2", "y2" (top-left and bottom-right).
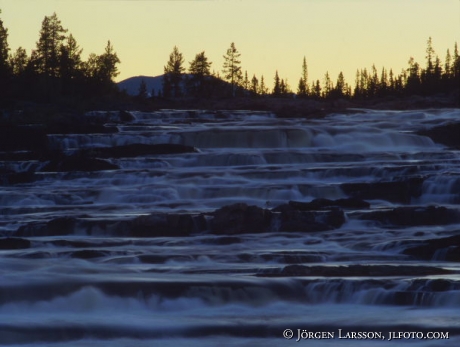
[{"x1": 1, "y1": 0, "x2": 459, "y2": 88}]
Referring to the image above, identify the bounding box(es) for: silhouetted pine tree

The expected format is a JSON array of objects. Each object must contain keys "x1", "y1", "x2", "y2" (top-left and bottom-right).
[
  {"x1": 59, "y1": 34, "x2": 84, "y2": 96},
  {"x1": 0, "y1": 11, "x2": 10, "y2": 78},
  {"x1": 272, "y1": 71, "x2": 281, "y2": 96},
  {"x1": 452, "y1": 42, "x2": 460, "y2": 87},
  {"x1": 9, "y1": 47, "x2": 28, "y2": 75},
  {"x1": 329, "y1": 71, "x2": 345, "y2": 99},
  {"x1": 297, "y1": 56, "x2": 308, "y2": 97},
  {"x1": 406, "y1": 57, "x2": 421, "y2": 95},
  {"x1": 250, "y1": 74, "x2": 259, "y2": 96},
  {"x1": 163, "y1": 46, "x2": 184, "y2": 98},
  {"x1": 258, "y1": 75, "x2": 268, "y2": 95},
  {"x1": 188, "y1": 51, "x2": 212, "y2": 97},
  {"x1": 243, "y1": 70, "x2": 249, "y2": 92},
  {"x1": 222, "y1": 42, "x2": 242, "y2": 97},
  {"x1": 323, "y1": 71, "x2": 332, "y2": 98},
  {"x1": 36, "y1": 13, "x2": 67, "y2": 79},
  {"x1": 0, "y1": 11, "x2": 11, "y2": 101}
]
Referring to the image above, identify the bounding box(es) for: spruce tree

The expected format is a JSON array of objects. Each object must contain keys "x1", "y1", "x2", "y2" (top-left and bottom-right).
[
  {"x1": 272, "y1": 70, "x2": 281, "y2": 96},
  {"x1": 297, "y1": 56, "x2": 308, "y2": 97},
  {"x1": 243, "y1": 70, "x2": 249, "y2": 91},
  {"x1": 10, "y1": 47, "x2": 28, "y2": 76},
  {"x1": 452, "y1": 42, "x2": 460, "y2": 82},
  {"x1": 323, "y1": 71, "x2": 332, "y2": 98},
  {"x1": 334, "y1": 71, "x2": 345, "y2": 98},
  {"x1": 98, "y1": 40, "x2": 120, "y2": 83},
  {"x1": 444, "y1": 49, "x2": 452, "y2": 78},
  {"x1": 188, "y1": 51, "x2": 211, "y2": 97},
  {"x1": 59, "y1": 34, "x2": 83, "y2": 95},
  {"x1": 259, "y1": 75, "x2": 267, "y2": 95},
  {"x1": 406, "y1": 57, "x2": 421, "y2": 95},
  {"x1": 222, "y1": 42, "x2": 242, "y2": 97},
  {"x1": 36, "y1": 13, "x2": 68, "y2": 78},
  {"x1": 251, "y1": 74, "x2": 259, "y2": 95},
  {"x1": 0, "y1": 10, "x2": 10, "y2": 78},
  {"x1": 164, "y1": 46, "x2": 184, "y2": 97}
]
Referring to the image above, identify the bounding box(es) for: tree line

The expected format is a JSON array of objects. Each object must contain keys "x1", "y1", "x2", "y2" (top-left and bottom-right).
[
  {"x1": 146, "y1": 37, "x2": 459, "y2": 101},
  {"x1": 1, "y1": 10, "x2": 458, "y2": 105},
  {"x1": 0, "y1": 11, "x2": 120, "y2": 104}
]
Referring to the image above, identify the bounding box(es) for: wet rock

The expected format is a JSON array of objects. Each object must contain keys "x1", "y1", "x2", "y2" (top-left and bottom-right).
[
  {"x1": 41, "y1": 152, "x2": 119, "y2": 172},
  {"x1": 277, "y1": 208, "x2": 345, "y2": 232},
  {"x1": 340, "y1": 176, "x2": 425, "y2": 203},
  {"x1": 0, "y1": 170, "x2": 36, "y2": 185},
  {"x1": 258, "y1": 264, "x2": 453, "y2": 277},
  {"x1": 209, "y1": 203, "x2": 272, "y2": 234},
  {"x1": 119, "y1": 110, "x2": 135, "y2": 122},
  {"x1": 203, "y1": 236, "x2": 242, "y2": 245},
  {"x1": 16, "y1": 217, "x2": 77, "y2": 237},
  {"x1": 15, "y1": 222, "x2": 47, "y2": 237},
  {"x1": 0, "y1": 125, "x2": 48, "y2": 151},
  {"x1": 84, "y1": 143, "x2": 198, "y2": 158},
  {"x1": 47, "y1": 217, "x2": 77, "y2": 235},
  {"x1": 259, "y1": 252, "x2": 326, "y2": 264},
  {"x1": 0, "y1": 237, "x2": 31, "y2": 250},
  {"x1": 418, "y1": 122, "x2": 460, "y2": 149},
  {"x1": 359, "y1": 206, "x2": 460, "y2": 226},
  {"x1": 84, "y1": 110, "x2": 134, "y2": 123},
  {"x1": 45, "y1": 122, "x2": 118, "y2": 134},
  {"x1": 131, "y1": 213, "x2": 203, "y2": 237},
  {"x1": 284, "y1": 198, "x2": 370, "y2": 211},
  {"x1": 403, "y1": 234, "x2": 460, "y2": 261},
  {"x1": 70, "y1": 250, "x2": 107, "y2": 259}
]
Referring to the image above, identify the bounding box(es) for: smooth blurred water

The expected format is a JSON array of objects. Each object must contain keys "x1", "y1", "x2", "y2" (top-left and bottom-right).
[{"x1": 1, "y1": 108, "x2": 460, "y2": 346}]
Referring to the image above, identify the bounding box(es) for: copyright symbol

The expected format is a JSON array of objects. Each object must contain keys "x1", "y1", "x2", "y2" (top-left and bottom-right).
[{"x1": 283, "y1": 329, "x2": 294, "y2": 339}]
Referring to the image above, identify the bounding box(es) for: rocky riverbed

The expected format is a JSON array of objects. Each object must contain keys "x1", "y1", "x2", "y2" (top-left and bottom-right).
[{"x1": 1, "y1": 108, "x2": 460, "y2": 346}]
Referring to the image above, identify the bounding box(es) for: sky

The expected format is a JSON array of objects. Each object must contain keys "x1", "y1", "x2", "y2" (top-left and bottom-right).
[{"x1": 1, "y1": 0, "x2": 459, "y2": 89}]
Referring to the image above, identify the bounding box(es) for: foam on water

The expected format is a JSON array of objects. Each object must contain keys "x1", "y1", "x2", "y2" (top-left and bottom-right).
[{"x1": 2, "y1": 108, "x2": 460, "y2": 345}]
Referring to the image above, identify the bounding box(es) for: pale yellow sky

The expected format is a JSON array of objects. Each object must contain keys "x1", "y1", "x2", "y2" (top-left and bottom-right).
[{"x1": 1, "y1": 0, "x2": 459, "y2": 88}]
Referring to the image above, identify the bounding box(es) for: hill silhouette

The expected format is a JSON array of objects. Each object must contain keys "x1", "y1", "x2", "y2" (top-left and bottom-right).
[{"x1": 117, "y1": 75, "x2": 164, "y2": 96}]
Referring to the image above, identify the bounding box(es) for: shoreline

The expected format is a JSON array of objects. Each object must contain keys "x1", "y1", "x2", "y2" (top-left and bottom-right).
[{"x1": 1, "y1": 90, "x2": 458, "y2": 126}]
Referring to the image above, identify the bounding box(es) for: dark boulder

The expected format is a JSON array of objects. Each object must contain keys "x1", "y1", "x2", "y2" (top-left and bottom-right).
[
  {"x1": 202, "y1": 236, "x2": 242, "y2": 245},
  {"x1": 340, "y1": 176, "x2": 425, "y2": 204},
  {"x1": 257, "y1": 264, "x2": 453, "y2": 277},
  {"x1": 418, "y1": 122, "x2": 460, "y2": 149},
  {"x1": 131, "y1": 213, "x2": 204, "y2": 237},
  {"x1": 0, "y1": 170, "x2": 36, "y2": 185},
  {"x1": 70, "y1": 250, "x2": 107, "y2": 259},
  {"x1": 84, "y1": 143, "x2": 198, "y2": 159},
  {"x1": 41, "y1": 152, "x2": 118, "y2": 172},
  {"x1": 210, "y1": 203, "x2": 272, "y2": 234},
  {"x1": 278, "y1": 208, "x2": 345, "y2": 232},
  {"x1": 45, "y1": 122, "x2": 118, "y2": 134},
  {"x1": 284, "y1": 198, "x2": 370, "y2": 211},
  {"x1": 359, "y1": 206, "x2": 460, "y2": 227},
  {"x1": 0, "y1": 237, "x2": 31, "y2": 250},
  {"x1": 119, "y1": 110, "x2": 135, "y2": 122},
  {"x1": 0, "y1": 125, "x2": 48, "y2": 151},
  {"x1": 47, "y1": 217, "x2": 77, "y2": 235},
  {"x1": 16, "y1": 217, "x2": 77, "y2": 237}
]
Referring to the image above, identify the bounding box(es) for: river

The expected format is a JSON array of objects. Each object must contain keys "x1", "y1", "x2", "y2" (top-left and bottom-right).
[{"x1": 1, "y1": 108, "x2": 460, "y2": 346}]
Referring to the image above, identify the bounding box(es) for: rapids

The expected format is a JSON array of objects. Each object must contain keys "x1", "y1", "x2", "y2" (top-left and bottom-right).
[{"x1": 1, "y1": 108, "x2": 460, "y2": 346}]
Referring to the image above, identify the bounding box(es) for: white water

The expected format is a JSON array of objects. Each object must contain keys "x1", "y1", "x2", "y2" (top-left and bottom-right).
[{"x1": 1, "y1": 108, "x2": 460, "y2": 346}]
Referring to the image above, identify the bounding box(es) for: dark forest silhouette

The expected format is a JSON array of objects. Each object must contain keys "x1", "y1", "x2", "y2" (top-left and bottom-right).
[
  {"x1": 0, "y1": 11, "x2": 459, "y2": 108},
  {"x1": 0, "y1": 12, "x2": 120, "y2": 105}
]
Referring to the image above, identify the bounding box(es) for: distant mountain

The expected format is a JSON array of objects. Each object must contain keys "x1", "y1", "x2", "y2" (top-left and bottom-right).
[
  {"x1": 117, "y1": 74, "x2": 249, "y2": 98},
  {"x1": 117, "y1": 75, "x2": 164, "y2": 96}
]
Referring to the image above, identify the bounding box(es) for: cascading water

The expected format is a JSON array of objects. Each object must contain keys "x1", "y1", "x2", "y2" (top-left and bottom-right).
[{"x1": 1, "y1": 108, "x2": 460, "y2": 346}]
